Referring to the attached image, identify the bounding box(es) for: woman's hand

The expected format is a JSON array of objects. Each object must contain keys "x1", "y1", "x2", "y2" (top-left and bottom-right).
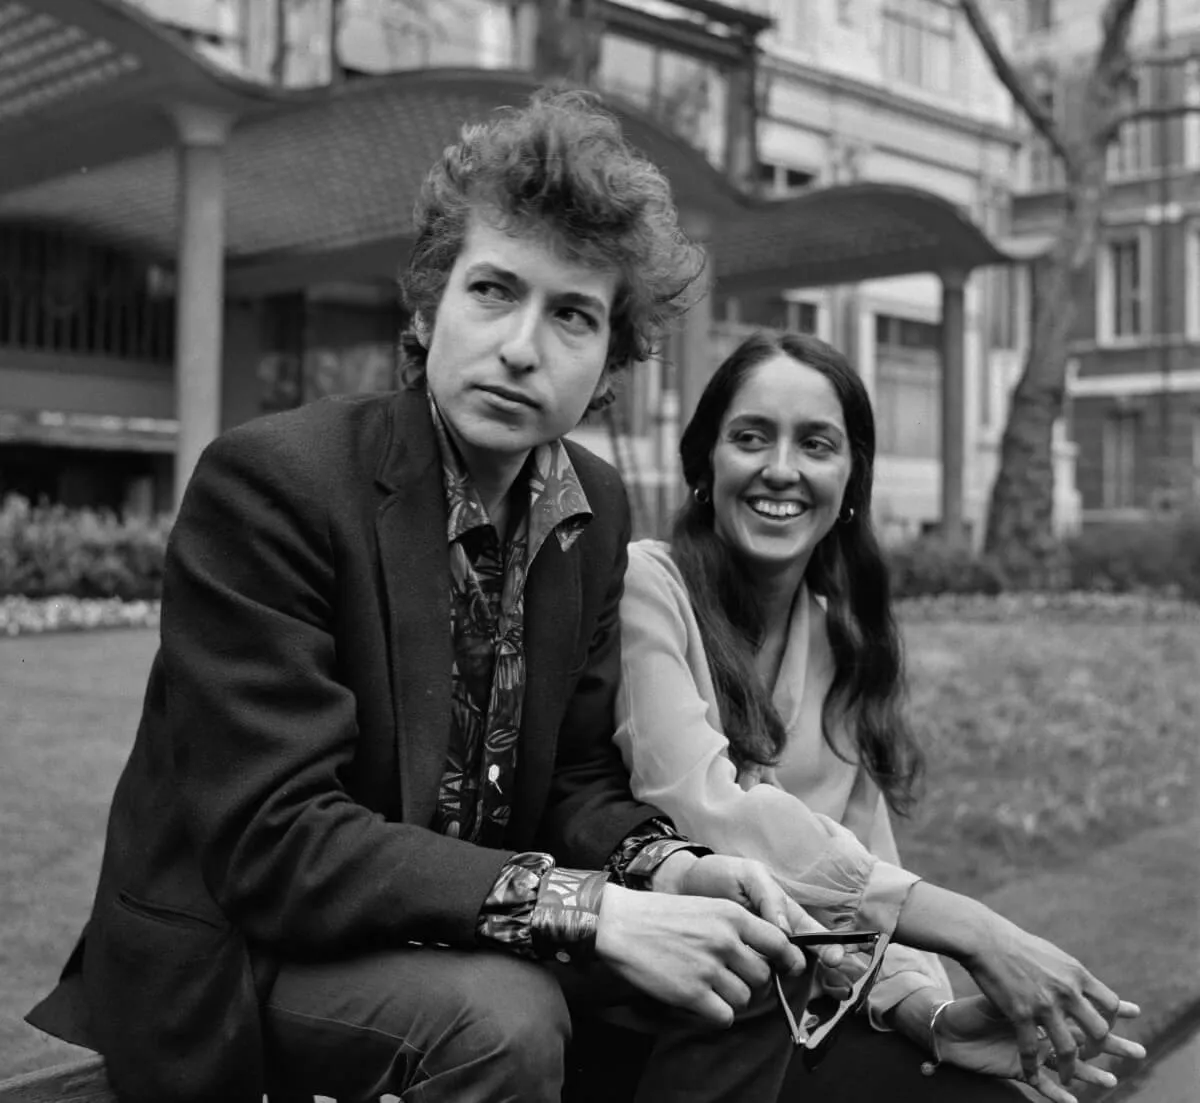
[
  {"x1": 813, "y1": 950, "x2": 869, "y2": 1001},
  {"x1": 961, "y1": 912, "x2": 1138, "y2": 1087},
  {"x1": 934, "y1": 995, "x2": 1144, "y2": 1103}
]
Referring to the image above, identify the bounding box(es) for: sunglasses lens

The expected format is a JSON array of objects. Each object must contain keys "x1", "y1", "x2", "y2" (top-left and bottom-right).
[{"x1": 776, "y1": 933, "x2": 890, "y2": 1066}]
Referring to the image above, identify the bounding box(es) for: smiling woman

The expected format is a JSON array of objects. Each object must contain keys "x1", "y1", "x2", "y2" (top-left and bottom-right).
[
  {"x1": 709, "y1": 355, "x2": 853, "y2": 595},
  {"x1": 612, "y1": 329, "x2": 1146, "y2": 1103}
]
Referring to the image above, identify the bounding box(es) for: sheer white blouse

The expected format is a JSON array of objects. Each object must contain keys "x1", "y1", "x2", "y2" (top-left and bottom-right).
[{"x1": 614, "y1": 540, "x2": 952, "y2": 1024}]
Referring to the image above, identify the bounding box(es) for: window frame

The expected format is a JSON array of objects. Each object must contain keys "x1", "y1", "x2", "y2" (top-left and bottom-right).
[
  {"x1": 1096, "y1": 228, "x2": 1152, "y2": 346},
  {"x1": 1102, "y1": 408, "x2": 1139, "y2": 510},
  {"x1": 879, "y1": 0, "x2": 957, "y2": 96}
]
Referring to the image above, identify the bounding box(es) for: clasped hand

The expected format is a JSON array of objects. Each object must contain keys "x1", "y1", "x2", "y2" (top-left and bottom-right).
[
  {"x1": 937, "y1": 994, "x2": 1144, "y2": 1103},
  {"x1": 961, "y1": 915, "x2": 1146, "y2": 1101},
  {"x1": 594, "y1": 853, "x2": 848, "y2": 1028}
]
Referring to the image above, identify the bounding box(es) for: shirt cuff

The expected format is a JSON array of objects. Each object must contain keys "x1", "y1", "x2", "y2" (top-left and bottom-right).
[
  {"x1": 855, "y1": 859, "x2": 921, "y2": 936},
  {"x1": 475, "y1": 852, "x2": 607, "y2": 965},
  {"x1": 531, "y1": 867, "x2": 608, "y2": 964},
  {"x1": 604, "y1": 816, "x2": 713, "y2": 891},
  {"x1": 867, "y1": 973, "x2": 949, "y2": 1031}
]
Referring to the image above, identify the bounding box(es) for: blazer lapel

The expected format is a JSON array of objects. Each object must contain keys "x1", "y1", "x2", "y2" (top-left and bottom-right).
[{"x1": 375, "y1": 392, "x2": 453, "y2": 828}]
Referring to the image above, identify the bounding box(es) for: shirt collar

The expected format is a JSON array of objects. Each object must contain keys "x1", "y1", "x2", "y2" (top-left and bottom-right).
[{"x1": 428, "y1": 394, "x2": 593, "y2": 556}]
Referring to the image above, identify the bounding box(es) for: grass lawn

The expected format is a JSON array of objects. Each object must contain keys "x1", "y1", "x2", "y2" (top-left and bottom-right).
[
  {"x1": 0, "y1": 630, "x2": 159, "y2": 1077},
  {"x1": 1, "y1": 616, "x2": 1197, "y2": 1080},
  {"x1": 895, "y1": 616, "x2": 1199, "y2": 899}
]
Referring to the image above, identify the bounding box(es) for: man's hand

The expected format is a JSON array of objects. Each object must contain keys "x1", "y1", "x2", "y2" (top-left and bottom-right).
[
  {"x1": 653, "y1": 853, "x2": 847, "y2": 972},
  {"x1": 595, "y1": 883, "x2": 807, "y2": 1027}
]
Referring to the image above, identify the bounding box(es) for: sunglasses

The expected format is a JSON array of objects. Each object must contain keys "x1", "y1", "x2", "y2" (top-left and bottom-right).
[{"x1": 773, "y1": 929, "x2": 891, "y2": 1070}]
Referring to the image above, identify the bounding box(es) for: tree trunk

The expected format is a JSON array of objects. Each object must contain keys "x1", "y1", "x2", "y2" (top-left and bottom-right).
[{"x1": 984, "y1": 162, "x2": 1105, "y2": 581}]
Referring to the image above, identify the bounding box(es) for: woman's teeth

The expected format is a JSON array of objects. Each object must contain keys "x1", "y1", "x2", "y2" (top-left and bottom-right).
[{"x1": 748, "y1": 499, "x2": 805, "y2": 519}]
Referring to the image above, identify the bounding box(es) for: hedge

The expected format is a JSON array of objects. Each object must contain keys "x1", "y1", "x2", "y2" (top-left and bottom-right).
[
  {"x1": 887, "y1": 511, "x2": 1200, "y2": 603},
  {"x1": 0, "y1": 495, "x2": 170, "y2": 601},
  {"x1": 3, "y1": 493, "x2": 1199, "y2": 604}
]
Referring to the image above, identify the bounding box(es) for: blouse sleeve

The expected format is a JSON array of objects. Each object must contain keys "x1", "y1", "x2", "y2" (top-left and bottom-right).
[
  {"x1": 613, "y1": 546, "x2": 918, "y2": 935},
  {"x1": 863, "y1": 793, "x2": 954, "y2": 1028}
]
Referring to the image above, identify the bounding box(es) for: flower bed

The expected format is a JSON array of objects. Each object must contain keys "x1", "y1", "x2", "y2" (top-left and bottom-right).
[
  {"x1": 897, "y1": 589, "x2": 1200, "y2": 623},
  {"x1": 4, "y1": 588, "x2": 1199, "y2": 638},
  {"x1": 0, "y1": 596, "x2": 160, "y2": 638}
]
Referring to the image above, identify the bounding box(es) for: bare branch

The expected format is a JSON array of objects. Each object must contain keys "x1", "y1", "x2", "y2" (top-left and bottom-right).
[
  {"x1": 1075, "y1": 0, "x2": 1142, "y2": 150},
  {"x1": 1093, "y1": 0, "x2": 1142, "y2": 81},
  {"x1": 1108, "y1": 101, "x2": 1200, "y2": 128},
  {"x1": 958, "y1": 0, "x2": 1073, "y2": 168}
]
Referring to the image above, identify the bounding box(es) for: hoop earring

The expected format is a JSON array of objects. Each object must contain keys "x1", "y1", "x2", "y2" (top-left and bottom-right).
[
  {"x1": 839, "y1": 506, "x2": 856, "y2": 524},
  {"x1": 693, "y1": 486, "x2": 710, "y2": 505}
]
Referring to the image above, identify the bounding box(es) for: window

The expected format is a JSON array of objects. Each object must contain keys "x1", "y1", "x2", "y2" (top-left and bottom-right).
[
  {"x1": 989, "y1": 265, "x2": 1021, "y2": 351},
  {"x1": 1099, "y1": 234, "x2": 1148, "y2": 342},
  {"x1": 1102, "y1": 411, "x2": 1139, "y2": 509},
  {"x1": 0, "y1": 226, "x2": 174, "y2": 364},
  {"x1": 734, "y1": 294, "x2": 821, "y2": 335},
  {"x1": 756, "y1": 161, "x2": 816, "y2": 197},
  {"x1": 1026, "y1": 0, "x2": 1055, "y2": 32},
  {"x1": 874, "y1": 313, "x2": 942, "y2": 459},
  {"x1": 875, "y1": 313, "x2": 941, "y2": 350},
  {"x1": 751, "y1": 0, "x2": 804, "y2": 46},
  {"x1": 1186, "y1": 224, "x2": 1200, "y2": 339},
  {"x1": 1027, "y1": 87, "x2": 1066, "y2": 191},
  {"x1": 597, "y1": 34, "x2": 727, "y2": 169},
  {"x1": 1192, "y1": 413, "x2": 1200, "y2": 502},
  {"x1": 1107, "y1": 71, "x2": 1152, "y2": 180},
  {"x1": 881, "y1": 0, "x2": 956, "y2": 95},
  {"x1": 1186, "y1": 60, "x2": 1200, "y2": 167}
]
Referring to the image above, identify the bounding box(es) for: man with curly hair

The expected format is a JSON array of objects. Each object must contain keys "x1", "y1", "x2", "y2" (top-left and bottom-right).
[{"x1": 27, "y1": 90, "x2": 834, "y2": 1103}]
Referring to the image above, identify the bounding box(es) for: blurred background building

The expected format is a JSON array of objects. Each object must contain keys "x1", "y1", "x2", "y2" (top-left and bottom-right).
[{"x1": 0, "y1": 0, "x2": 1108, "y2": 541}]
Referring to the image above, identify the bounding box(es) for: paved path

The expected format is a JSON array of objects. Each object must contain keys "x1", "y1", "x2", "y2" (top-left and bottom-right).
[{"x1": 1119, "y1": 1029, "x2": 1200, "y2": 1103}]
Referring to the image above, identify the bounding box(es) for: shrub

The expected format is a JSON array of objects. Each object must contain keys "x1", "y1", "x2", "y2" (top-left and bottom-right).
[
  {"x1": 0, "y1": 496, "x2": 171, "y2": 601},
  {"x1": 886, "y1": 537, "x2": 1009, "y2": 598},
  {"x1": 888, "y1": 509, "x2": 1200, "y2": 602},
  {"x1": 1066, "y1": 510, "x2": 1200, "y2": 601}
]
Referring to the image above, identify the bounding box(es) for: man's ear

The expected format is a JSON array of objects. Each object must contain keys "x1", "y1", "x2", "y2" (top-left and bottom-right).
[
  {"x1": 412, "y1": 313, "x2": 431, "y2": 347},
  {"x1": 587, "y1": 370, "x2": 617, "y2": 413}
]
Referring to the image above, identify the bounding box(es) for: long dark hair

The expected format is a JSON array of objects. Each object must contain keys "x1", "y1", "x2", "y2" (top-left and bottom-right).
[{"x1": 672, "y1": 331, "x2": 922, "y2": 814}]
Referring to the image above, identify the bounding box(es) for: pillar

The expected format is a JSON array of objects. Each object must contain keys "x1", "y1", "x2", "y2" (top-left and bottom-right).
[
  {"x1": 677, "y1": 210, "x2": 714, "y2": 436},
  {"x1": 171, "y1": 103, "x2": 234, "y2": 509},
  {"x1": 939, "y1": 268, "x2": 967, "y2": 542}
]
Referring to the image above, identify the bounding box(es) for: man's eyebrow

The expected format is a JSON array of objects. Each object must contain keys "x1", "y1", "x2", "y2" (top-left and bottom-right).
[
  {"x1": 464, "y1": 261, "x2": 520, "y2": 284},
  {"x1": 556, "y1": 290, "x2": 610, "y2": 320},
  {"x1": 464, "y1": 262, "x2": 610, "y2": 319}
]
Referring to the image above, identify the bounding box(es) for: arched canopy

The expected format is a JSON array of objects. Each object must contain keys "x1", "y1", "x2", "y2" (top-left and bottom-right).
[{"x1": 0, "y1": 2, "x2": 1013, "y2": 294}]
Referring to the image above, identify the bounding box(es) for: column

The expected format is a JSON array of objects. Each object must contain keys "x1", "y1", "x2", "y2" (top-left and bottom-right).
[
  {"x1": 939, "y1": 268, "x2": 967, "y2": 542},
  {"x1": 677, "y1": 209, "x2": 714, "y2": 435},
  {"x1": 171, "y1": 103, "x2": 234, "y2": 509}
]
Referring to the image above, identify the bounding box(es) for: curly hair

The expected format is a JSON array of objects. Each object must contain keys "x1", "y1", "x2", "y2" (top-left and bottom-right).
[{"x1": 398, "y1": 88, "x2": 705, "y2": 391}]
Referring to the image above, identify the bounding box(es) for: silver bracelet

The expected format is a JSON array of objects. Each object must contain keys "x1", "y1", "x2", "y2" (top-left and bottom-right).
[{"x1": 920, "y1": 999, "x2": 955, "y2": 1076}]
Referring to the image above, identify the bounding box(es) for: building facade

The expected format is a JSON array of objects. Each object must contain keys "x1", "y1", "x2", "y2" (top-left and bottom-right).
[
  {"x1": 712, "y1": 0, "x2": 1080, "y2": 541},
  {"x1": 0, "y1": 0, "x2": 1076, "y2": 542},
  {"x1": 1010, "y1": 0, "x2": 1200, "y2": 522}
]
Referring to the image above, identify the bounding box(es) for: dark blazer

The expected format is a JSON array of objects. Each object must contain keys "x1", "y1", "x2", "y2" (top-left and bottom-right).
[{"x1": 27, "y1": 388, "x2": 659, "y2": 1103}]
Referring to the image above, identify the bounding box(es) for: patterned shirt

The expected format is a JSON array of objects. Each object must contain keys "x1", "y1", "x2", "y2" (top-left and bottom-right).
[{"x1": 427, "y1": 396, "x2": 704, "y2": 960}]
